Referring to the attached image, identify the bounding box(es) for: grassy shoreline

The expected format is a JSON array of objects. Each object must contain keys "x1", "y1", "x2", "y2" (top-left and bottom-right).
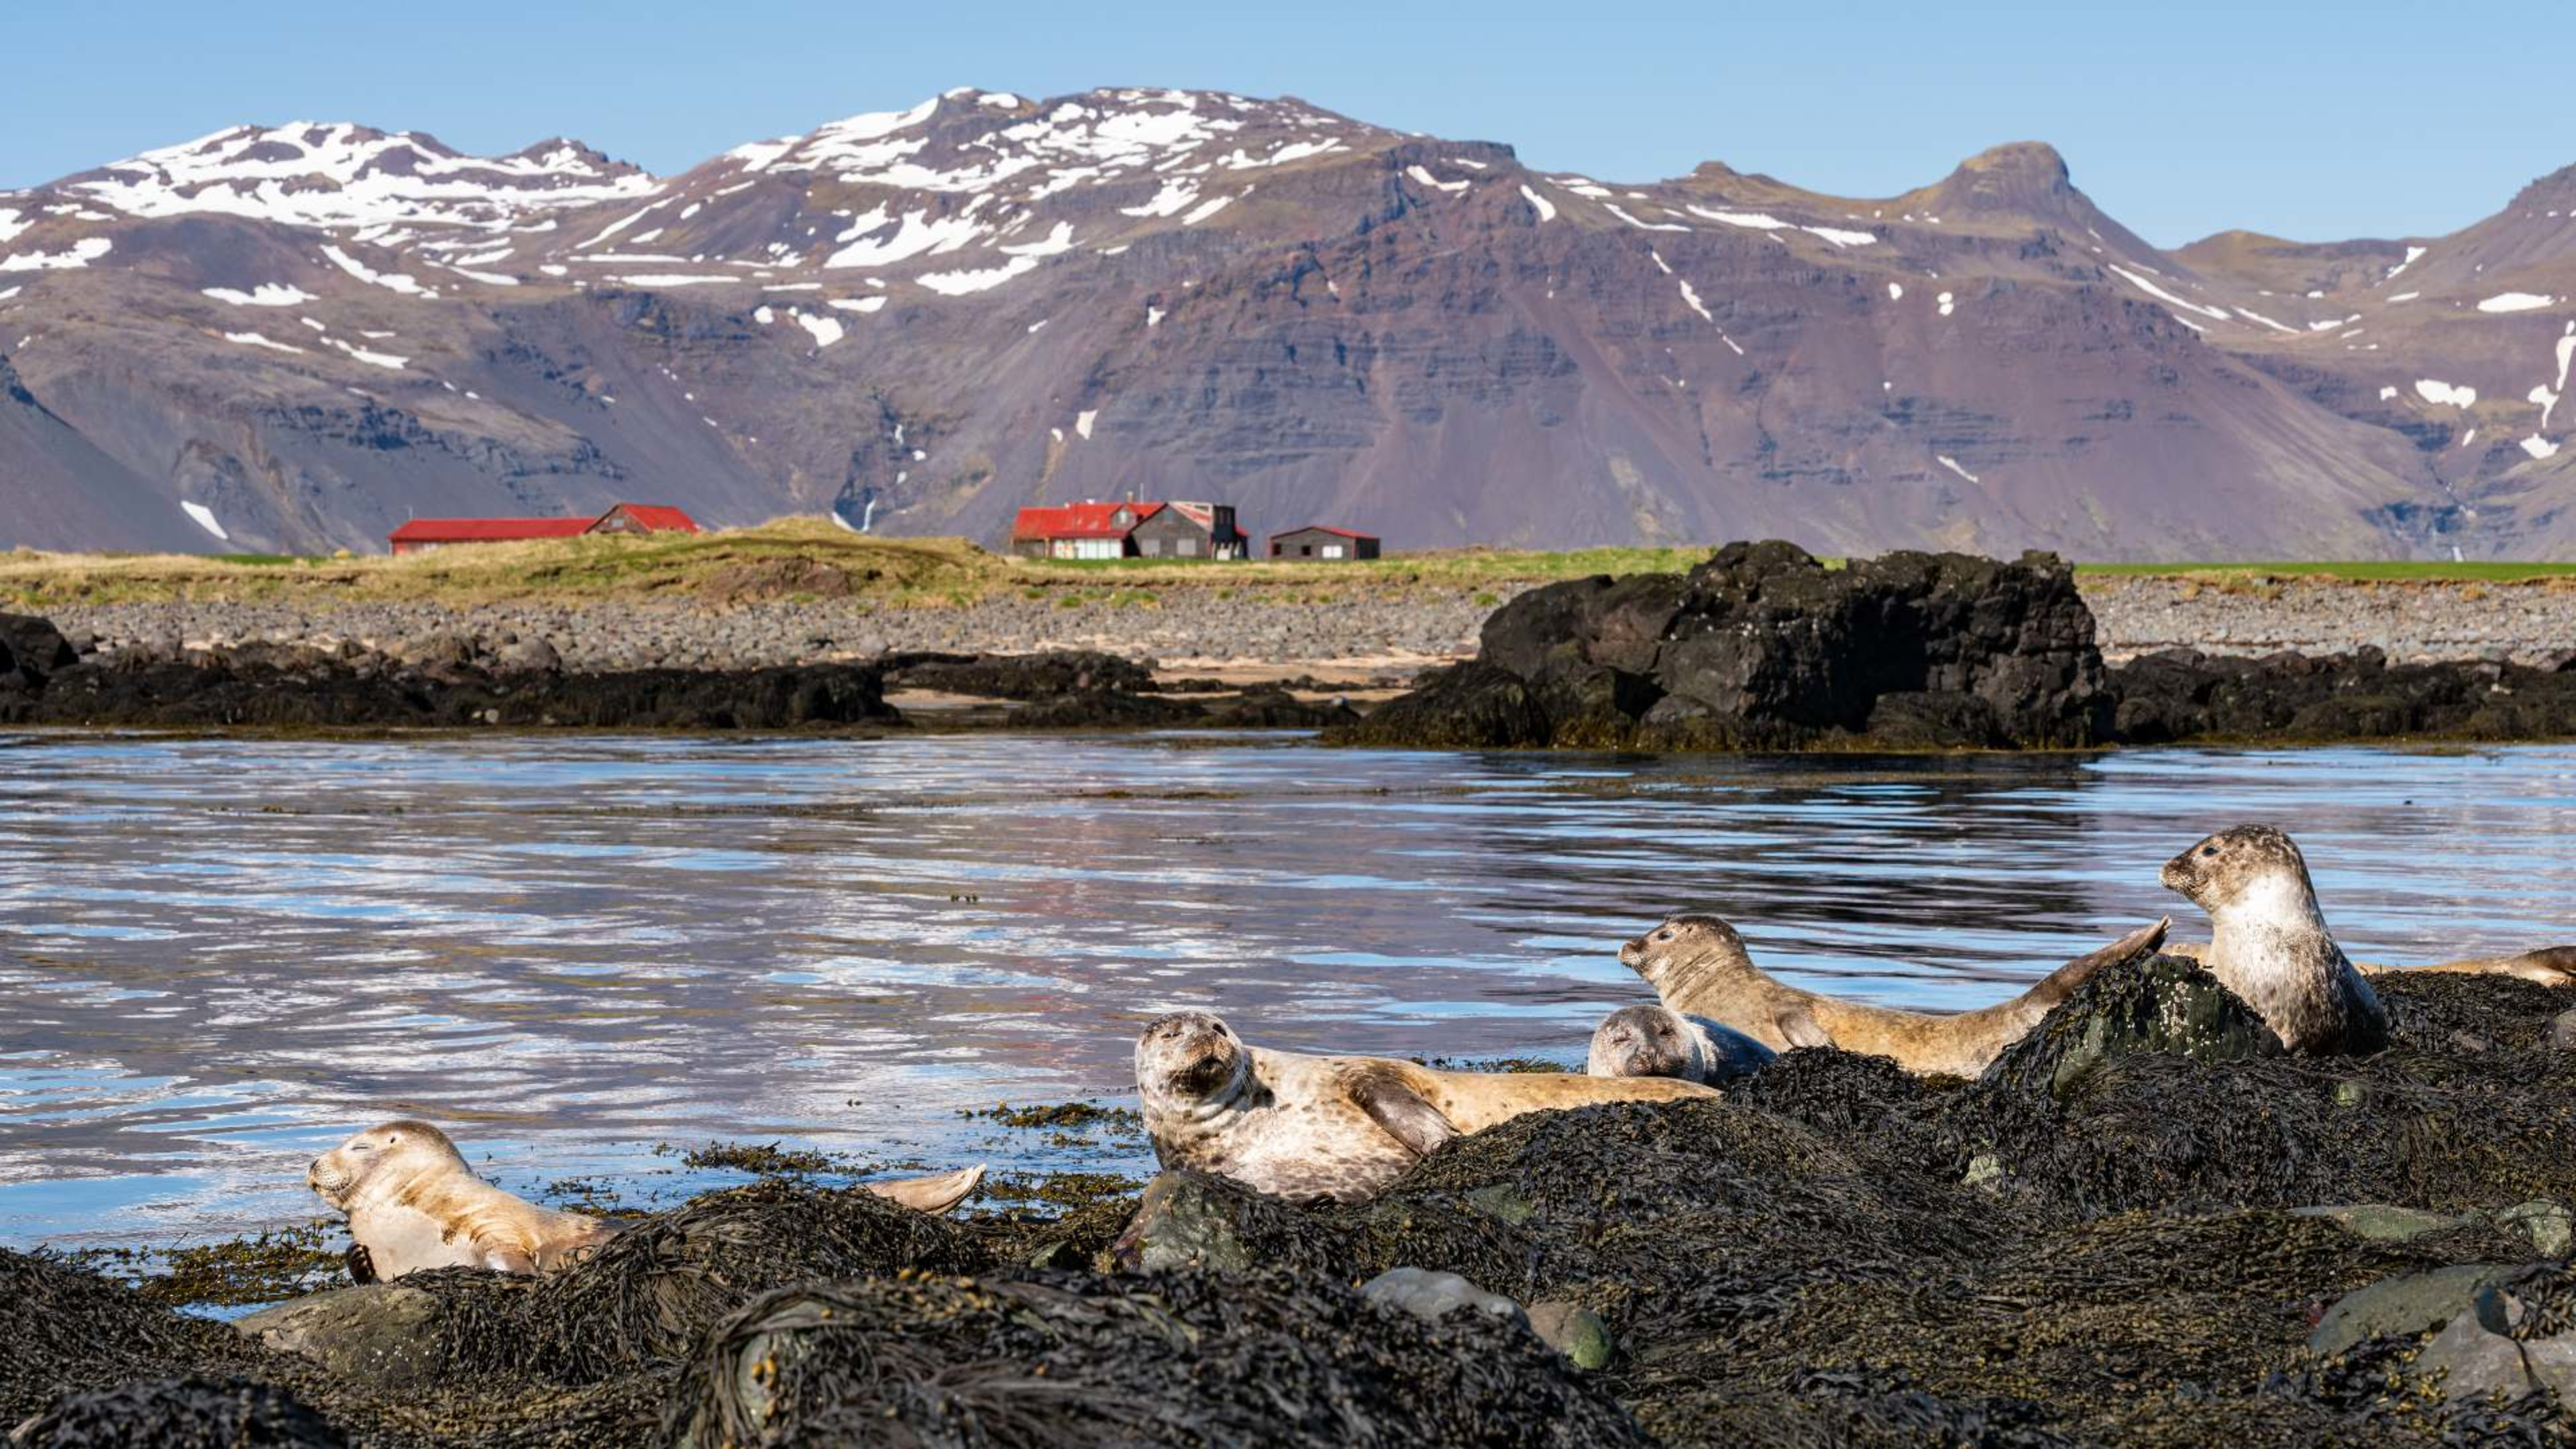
[{"x1": 5, "y1": 519, "x2": 2571, "y2": 610}]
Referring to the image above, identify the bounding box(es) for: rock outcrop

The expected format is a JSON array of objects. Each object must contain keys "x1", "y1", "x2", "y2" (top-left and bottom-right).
[{"x1": 1338, "y1": 541, "x2": 2115, "y2": 750}]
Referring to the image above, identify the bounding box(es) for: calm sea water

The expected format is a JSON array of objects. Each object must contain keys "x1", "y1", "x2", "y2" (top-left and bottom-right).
[{"x1": 3, "y1": 731, "x2": 2573, "y2": 1254}]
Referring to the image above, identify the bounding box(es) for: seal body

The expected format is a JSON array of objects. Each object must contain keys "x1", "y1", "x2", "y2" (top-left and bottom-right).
[
  {"x1": 1620, "y1": 915, "x2": 2169, "y2": 1077},
  {"x1": 2161, "y1": 824, "x2": 2387, "y2": 1055},
  {"x1": 1134, "y1": 1012, "x2": 1714, "y2": 1203},
  {"x1": 1586, "y1": 1004, "x2": 1775, "y2": 1085},
  {"x1": 308, "y1": 1120, "x2": 616, "y2": 1279}
]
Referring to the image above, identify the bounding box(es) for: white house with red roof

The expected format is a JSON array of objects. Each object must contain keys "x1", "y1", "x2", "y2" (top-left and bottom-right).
[{"x1": 1008, "y1": 500, "x2": 1249, "y2": 560}]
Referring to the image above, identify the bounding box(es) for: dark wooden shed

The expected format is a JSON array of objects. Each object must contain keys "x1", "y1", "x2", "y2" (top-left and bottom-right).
[{"x1": 1267, "y1": 526, "x2": 1379, "y2": 560}]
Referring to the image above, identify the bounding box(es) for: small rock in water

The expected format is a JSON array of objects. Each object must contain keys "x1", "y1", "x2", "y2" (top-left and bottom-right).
[{"x1": 1360, "y1": 1267, "x2": 1529, "y2": 1330}]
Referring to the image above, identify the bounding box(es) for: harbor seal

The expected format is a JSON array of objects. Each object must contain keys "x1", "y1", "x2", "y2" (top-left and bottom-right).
[
  {"x1": 1585, "y1": 1004, "x2": 1778, "y2": 1085},
  {"x1": 309, "y1": 1120, "x2": 617, "y2": 1280},
  {"x1": 2166, "y1": 939, "x2": 2576, "y2": 989},
  {"x1": 1134, "y1": 1011, "x2": 1716, "y2": 1203},
  {"x1": 2160, "y1": 824, "x2": 2388, "y2": 1054},
  {"x1": 1619, "y1": 915, "x2": 2169, "y2": 1077},
  {"x1": 311, "y1": 1122, "x2": 990, "y2": 1281}
]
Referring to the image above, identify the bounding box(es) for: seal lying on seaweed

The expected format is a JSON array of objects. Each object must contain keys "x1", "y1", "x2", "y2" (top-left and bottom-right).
[
  {"x1": 1585, "y1": 1003, "x2": 1780, "y2": 1085},
  {"x1": 1618, "y1": 917, "x2": 2169, "y2": 1077},
  {"x1": 1134, "y1": 1012, "x2": 1714, "y2": 1203},
  {"x1": 309, "y1": 1120, "x2": 986, "y2": 1280}
]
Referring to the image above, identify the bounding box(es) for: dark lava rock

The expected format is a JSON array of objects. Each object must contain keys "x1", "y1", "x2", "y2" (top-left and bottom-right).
[
  {"x1": 2107, "y1": 646, "x2": 2576, "y2": 743},
  {"x1": 1982, "y1": 953, "x2": 2281, "y2": 1100},
  {"x1": 881, "y1": 649, "x2": 1156, "y2": 700},
  {"x1": 1010, "y1": 688, "x2": 1208, "y2": 729},
  {"x1": 0, "y1": 611, "x2": 78, "y2": 690},
  {"x1": 667, "y1": 1269, "x2": 1650, "y2": 1449},
  {"x1": 1336, "y1": 541, "x2": 2113, "y2": 751},
  {"x1": 0, "y1": 639, "x2": 902, "y2": 733},
  {"x1": 11, "y1": 1375, "x2": 346, "y2": 1449}
]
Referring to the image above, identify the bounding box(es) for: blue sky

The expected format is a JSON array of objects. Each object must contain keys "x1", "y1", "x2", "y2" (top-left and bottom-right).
[{"x1": 11, "y1": 1, "x2": 2569, "y2": 248}]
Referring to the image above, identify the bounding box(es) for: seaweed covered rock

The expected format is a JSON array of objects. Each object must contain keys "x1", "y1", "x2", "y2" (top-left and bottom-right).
[
  {"x1": 667, "y1": 1269, "x2": 1652, "y2": 1448},
  {"x1": 2108, "y1": 646, "x2": 2576, "y2": 743},
  {"x1": 11, "y1": 1375, "x2": 345, "y2": 1449},
  {"x1": 1332, "y1": 541, "x2": 2113, "y2": 751},
  {"x1": 879, "y1": 649, "x2": 1156, "y2": 700},
  {"x1": 241, "y1": 1180, "x2": 993, "y2": 1388},
  {"x1": 0, "y1": 1250, "x2": 288, "y2": 1423},
  {"x1": 1982, "y1": 953, "x2": 2280, "y2": 1099}
]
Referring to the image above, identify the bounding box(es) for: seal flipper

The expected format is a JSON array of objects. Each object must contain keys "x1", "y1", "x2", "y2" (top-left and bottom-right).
[
  {"x1": 2010, "y1": 918, "x2": 2169, "y2": 1019},
  {"x1": 1346, "y1": 1065, "x2": 1458, "y2": 1159},
  {"x1": 1774, "y1": 1006, "x2": 1835, "y2": 1051},
  {"x1": 481, "y1": 1245, "x2": 539, "y2": 1275},
  {"x1": 344, "y1": 1243, "x2": 376, "y2": 1285},
  {"x1": 863, "y1": 1165, "x2": 987, "y2": 1216}
]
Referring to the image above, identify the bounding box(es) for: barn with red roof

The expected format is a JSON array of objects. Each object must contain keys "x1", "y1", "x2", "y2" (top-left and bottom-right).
[{"x1": 388, "y1": 503, "x2": 702, "y2": 555}]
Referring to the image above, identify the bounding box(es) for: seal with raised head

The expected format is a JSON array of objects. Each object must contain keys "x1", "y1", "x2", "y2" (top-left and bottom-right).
[
  {"x1": 311, "y1": 1121, "x2": 990, "y2": 1281},
  {"x1": 1619, "y1": 915, "x2": 2169, "y2": 1077},
  {"x1": 1586, "y1": 1003, "x2": 1778, "y2": 1085},
  {"x1": 309, "y1": 1120, "x2": 619, "y2": 1280},
  {"x1": 2160, "y1": 824, "x2": 2388, "y2": 1054},
  {"x1": 1134, "y1": 1011, "x2": 1716, "y2": 1203}
]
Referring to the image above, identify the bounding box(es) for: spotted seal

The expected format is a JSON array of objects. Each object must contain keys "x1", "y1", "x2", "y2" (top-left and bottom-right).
[
  {"x1": 1134, "y1": 1012, "x2": 1716, "y2": 1203},
  {"x1": 1619, "y1": 915, "x2": 2169, "y2": 1077},
  {"x1": 1585, "y1": 1003, "x2": 1780, "y2": 1085},
  {"x1": 2160, "y1": 824, "x2": 2388, "y2": 1054},
  {"x1": 310, "y1": 1120, "x2": 988, "y2": 1281}
]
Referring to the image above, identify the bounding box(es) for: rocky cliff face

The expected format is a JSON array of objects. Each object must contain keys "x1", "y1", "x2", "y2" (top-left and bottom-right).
[{"x1": 3, "y1": 90, "x2": 2571, "y2": 557}]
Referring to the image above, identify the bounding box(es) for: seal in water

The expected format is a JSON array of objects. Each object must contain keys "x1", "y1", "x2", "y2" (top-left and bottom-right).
[
  {"x1": 1619, "y1": 915, "x2": 2169, "y2": 1077},
  {"x1": 1134, "y1": 1011, "x2": 1716, "y2": 1203},
  {"x1": 311, "y1": 1121, "x2": 989, "y2": 1281},
  {"x1": 2160, "y1": 824, "x2": 2388, "y2": 1054},
  {"x1": 309, "y1": 1120, "x2": 616, "y2": 1279},
  {"x1": 1586, "y1": 1003, "x2": 1777, "y2": 1085}
]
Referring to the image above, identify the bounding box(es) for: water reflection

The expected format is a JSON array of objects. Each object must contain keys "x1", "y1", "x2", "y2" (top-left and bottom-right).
[{"x1": 1, "y1": 732, "x2": 2571, "y2": 1248}]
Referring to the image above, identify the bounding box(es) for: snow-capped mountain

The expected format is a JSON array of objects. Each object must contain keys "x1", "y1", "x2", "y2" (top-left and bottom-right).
[{"x1": 2, "y1": 87, "x2": 2571, "y2": 557}]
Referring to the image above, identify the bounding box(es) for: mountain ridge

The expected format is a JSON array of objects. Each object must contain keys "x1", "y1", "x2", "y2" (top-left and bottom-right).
[{"x1": 2, "y1": 87, "x2": 2571, "y2": 558}]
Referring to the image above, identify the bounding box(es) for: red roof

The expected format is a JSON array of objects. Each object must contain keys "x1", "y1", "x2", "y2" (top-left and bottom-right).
[
  {"x1": 1011, "y1": 501, "x2": 1165, "y2": 541},
  {"x1": 389, "y1": 517, "x2": 594, "y2": 544},
  {"x1": 608, "y1": 504, "x2": 701, "y2": 533},
  {"x1": 1270, "y1": 525, "x2": 1377, "y2": 541},
  {"x1": 388, "y1": 504, "x2": 700, "y2": 545}
]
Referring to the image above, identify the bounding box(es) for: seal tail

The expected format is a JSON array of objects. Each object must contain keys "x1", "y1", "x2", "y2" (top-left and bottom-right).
[
  {"x1": 2355, "y1": 945, "x2": 2576, "y2": 987},
  {"x1": 864, "y1": 1165, "x2": 986, "y2": 1216},
  {"x1": 2004, "y1": 918, "x2": 2170, "y2": 1022}
]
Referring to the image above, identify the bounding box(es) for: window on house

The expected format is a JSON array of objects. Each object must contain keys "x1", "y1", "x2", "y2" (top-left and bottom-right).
[
  {"x1": 1178, "y1": 537, "x2": 1199, "y2": 557},
  {"x1": 1323, "y1": 545, "x2": 1344, "y2": 559}
]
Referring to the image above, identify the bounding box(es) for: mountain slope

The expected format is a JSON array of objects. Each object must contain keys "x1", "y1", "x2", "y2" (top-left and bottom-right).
[{"x1": 1, "y1": 89, "x2": 2569, "y2": 557}]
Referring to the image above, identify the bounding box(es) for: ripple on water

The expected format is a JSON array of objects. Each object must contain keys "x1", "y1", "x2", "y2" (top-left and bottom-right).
[{"x1": 0, "y1": 733, "x2": 2571, "y2": 1248}]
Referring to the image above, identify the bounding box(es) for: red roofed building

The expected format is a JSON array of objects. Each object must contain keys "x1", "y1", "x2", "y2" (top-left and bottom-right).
[
  {"x1": 1008, "y1": 500, "x2": 1248, "y2": 560},
  {"x1": 388, "y1": 502, "x2": 702, "y2": 555}
]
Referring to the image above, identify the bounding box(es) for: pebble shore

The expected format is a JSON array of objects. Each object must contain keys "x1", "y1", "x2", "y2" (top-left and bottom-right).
[{"x1": 39, "y1": 576, "x2": 2576, "y2": 674}]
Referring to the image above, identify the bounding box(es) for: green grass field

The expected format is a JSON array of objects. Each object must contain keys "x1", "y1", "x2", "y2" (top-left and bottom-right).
[{"x1": 4, "y1": 522, "x2": 2569, "y2": 610}]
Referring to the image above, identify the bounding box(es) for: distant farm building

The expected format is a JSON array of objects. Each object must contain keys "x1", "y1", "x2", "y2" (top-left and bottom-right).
[
  {"x1": 1008, "y1": 500, "x2": 1250, "y2": 560},
  {"x1": 388, "y1": 503, "x2": 701, "y2": 555},
  {"x1": 1267, "y1": 526, "x2": 1380, "y2": 561}
]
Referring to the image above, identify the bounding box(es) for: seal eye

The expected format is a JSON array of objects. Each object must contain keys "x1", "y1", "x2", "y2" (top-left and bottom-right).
[
  {"x1": 1656, "y1": 929, "x2": 1673, "y2": 941},
  {"x1": 2200, "y1": 845, "x2": 2218, "y2": 858}
]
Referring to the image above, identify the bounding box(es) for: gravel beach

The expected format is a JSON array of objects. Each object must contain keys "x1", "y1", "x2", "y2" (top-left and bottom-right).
[{"x1": 38, "y1": 575, "x2": 2576, "y2": 676}]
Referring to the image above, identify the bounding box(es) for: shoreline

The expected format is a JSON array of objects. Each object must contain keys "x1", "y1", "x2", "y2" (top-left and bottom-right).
[{"x1": 28, "y1": 572, "x2": 2576, "y2": 678}]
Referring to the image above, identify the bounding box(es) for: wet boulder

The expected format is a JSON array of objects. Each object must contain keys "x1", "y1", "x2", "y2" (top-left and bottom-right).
[
  {"x1": 1982, "y1": 954, "x2": 2281, "y2": 1100},
  {"x1": 233, "y1": 1283, "x2": 454, "y2": 1391},
  {"x1": 1328, "y1": 661, "x2": 1550, "y2": 749},
  {"x1": 881, "y1": 649, "x2": 1156, "y2": 700},
  {"x1": 0, "y1": 612, "x2": 78, "y2": 696}
]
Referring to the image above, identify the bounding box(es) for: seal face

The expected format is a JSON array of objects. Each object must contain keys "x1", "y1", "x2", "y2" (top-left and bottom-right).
[
  {"x1": 1619, "y1": 912, "x2": 2167, "y2": 1077},
  {"x1": 1134, "y1": 1010, "x2": 1715, "y2": 1203},
  {"x1": 2162, "y1": 824, "x2": 2387, "y2": 1055},
  {"x1": 309, "y1": 1119, "x2": 617, "y2": 1279},
  {"x1": 1587, "y1": 1004, "x2": 1775, "y2": 1085}
]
